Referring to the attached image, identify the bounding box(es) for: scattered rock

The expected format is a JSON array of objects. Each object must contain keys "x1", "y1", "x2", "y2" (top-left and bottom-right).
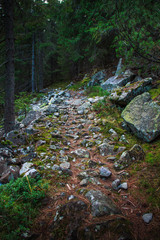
[
  {"x1": 80, "y1": 179, "x2": 88, "y2": 186},
  {"x1": 24, "y1": 168, "x2": 39, "y2": 178},
  {"x1": 77, "y1": 170, "x2": 99, "y2": 180},
  {"x1": 85, "y1": 190, "x2": 121, "y2": 217},
  {"x1": 99, "y1": 143, "x2": 124, "y2": 156},
  {"x1": 99, "y1": 166, "x2": 112, "y2": 178},
  {"x1": 22, "y1": 110, "x2": 41, "y2": 126},
  {"x1": 118, "y1": 182, "x2": 128, "y2": 190},
  {"x1": 88, "y1": 160, "x2": 98, "y2": 168},
  {"x1": 112, "y1": 179, "x2": 121, "y2": 191},
  {"x1": 19, "y1": 162, "x2": 33, "y2": 175},
  {"x1": 60, "y1": 162, "x2": 70, "y2": 170},
  {"x1": 114, "y1": 144, "x2": 145, "y2": 170},
  {"x1": 71, "y1": 149, "x2": 90, "y2": 158},
  {"x1": 88, "y1": 70, "x2": 107, "y2": 87},
  {"x1": 52, "y1": 164, "x2": 61, "y2": 171},
  {"x1": 77, "y1": 102, "x2": 91, "y2": 114},
  {"x1": 5, "y1": 130, "x2": 27, "y2": 145},
  {"x1": 89, "y1": 126, "x2": 101, "y2": 132},
  {"x1": 52, "y1": 200, "x2": 89, "y2": 240},
  {"x1": 142, "y1": 213, "x2": 153, "y2": 223},
  {"x1": 21, "y1": 152, "x2": 37, "y2": 163},
  {"x1": 0, "y1": 166, "x2": 20, "y2": 183}
]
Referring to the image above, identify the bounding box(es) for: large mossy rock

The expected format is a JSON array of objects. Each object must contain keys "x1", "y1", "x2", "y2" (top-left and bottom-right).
[
  {"x1": 121, "y1": 92, "x2": 160, "y2": 142},
  {"x1": 110, "y1": 78, "x2": 153, "y2": 106}
]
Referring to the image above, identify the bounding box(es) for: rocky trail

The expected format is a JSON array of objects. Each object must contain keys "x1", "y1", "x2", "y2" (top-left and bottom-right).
[{"x1": 0, "y1": 86, "x2": 160, "y2": 240}]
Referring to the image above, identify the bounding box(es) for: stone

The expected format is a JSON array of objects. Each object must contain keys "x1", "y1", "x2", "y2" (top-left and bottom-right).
[
  {"x1": 6, "y1": 130, "x2": 27, "y2": 145},
  {"x1": 112, "y1": 179, "x2": 121, "y2": 190},
  {"x1": 88, "y1": 113, "x2": 95, "y2": 120},
  {"x1": 52, "y1": 200, "x2": 88, "y2": 240},
  {"x1": 88, "y1": 70, "x2": 107, "y2": 87},
  {"x1": 60, "y1": 162, "x2": 70, "y2": 170},
  {"x1": 71, "y1": 149, "x2": 90, "y2": 158},
  {"x1": 118, "y1": 182, "x2": 128, "y2": 190},
  {"x1": 85, "y1": 190, "x2": 121, "y2": 217},
  {"x1": 52, "y1": 164, "x2": 60, "y2": 171},
  {"x1": 71, "y1": 99, "x2": 82, "y2": 106},
  {"x1": 88, "y1": 96, "x2": 104, "y2": 103},
  {"x1": 77, "y1": 102, "x2": 91, "y2": 114},
  {"x1": 101, "y1": 70, "x2": 135, "y2": 92},
  {"x1": 80, "y1": 179, "x2": 88, "y2": 186},
  {"x1": 0, "y1": 166, "x2": 20, "y2": 183},
  {"x1": 0, "y1": 158, "x2": 8, "y2": 177},
  {"x1": 115, "y1": 58, "x2": 123, "y2": 76},
  {"x1": 99, "y1": 166, "x2": 112, "y2": 178},
  {"x1": 99, "y1": 143, "x2": 124, "y2": 156},
  {"x1": 21, "y1": 152, "x2": 37, "y2": 163},
  {"x1": 77, "y1": 170, "x2": 99, "y2": 180},
  {"x1": 122, "y1": 92, "x2": 160, "y2": 142},
  {"x1": 24, "y1": 168, "x2": 39, "y2": 178},
  {"x1": 22, "y1": 110, "x2": 41, "y2": 126},
  {"x1": 36, "y1": 140, "x2": 46, "y2": 147},
  {"x1": 25, "y1": 126, "x2": 39, "y2": 135},
  {"x1": 46, "y1": 104, "x2": 59, "y2": 114},
  {"x1": 68, "y1": 195, "x2": 76, "y2": 201},
  {"x1": 89, "y1": 126, "x2": 101, "y2": 132},
  {"x1": 20, "y1": 162, "x2": 33, "y2": 175},
  {"x1": 142, "y1": 213, "x2": 153, "y2": 223},
  {"x1": 119, "y1": 135, "x2": 128, "y2": 143},
  {"x1": 114, "y1": 144, "x2": 145, "y2": 170},
  {"x1": 109, "y1": 78, "x2": 153, "y2": 106},
  {"x1": 88, "y1": 160, "x2": 98, "y2": 168}
]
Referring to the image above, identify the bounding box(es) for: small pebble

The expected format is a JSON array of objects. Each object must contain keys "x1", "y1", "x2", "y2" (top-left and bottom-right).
[{"x1": 142, "y1": 213, "x2": 153, "y2": 223}]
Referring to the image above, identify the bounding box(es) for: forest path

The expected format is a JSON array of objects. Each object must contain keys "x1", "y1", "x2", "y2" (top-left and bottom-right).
[{"x1": 31, "y1": 89, "x2": 157, "y2": 240}]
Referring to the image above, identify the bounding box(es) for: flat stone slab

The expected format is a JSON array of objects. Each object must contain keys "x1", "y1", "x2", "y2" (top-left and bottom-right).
[
  {"x1": 85, "y1": 190, "x2": 121, "y2": 217},
  {"x1": 101, "y1": 70, "x2": 134, "y2": 92},
  {"x1": 121, "y1": 92, "x2": 160, "y2": 142}
]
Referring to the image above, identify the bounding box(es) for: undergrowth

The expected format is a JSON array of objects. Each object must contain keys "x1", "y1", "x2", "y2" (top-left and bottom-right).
[
  {"x1": 0, "y1": 176, "x2": 48, "y2": 240},
  {"x1": 15, "y1": 92, "x2": 45, "y2": 119},
  {"x1": 92, "y1": 95, "x2": 160, "y2": 209},
  {"x1": 85, "y1": 86, "x2": 109, "y2": 97}
]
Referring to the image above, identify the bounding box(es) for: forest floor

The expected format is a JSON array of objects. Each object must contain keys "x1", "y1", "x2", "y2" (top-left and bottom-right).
[{"x1": 28, "y1": 88, "x2": 160, "y2": 240}]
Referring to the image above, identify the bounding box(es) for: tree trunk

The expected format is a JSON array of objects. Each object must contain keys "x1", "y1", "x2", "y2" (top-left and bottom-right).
[
  {"x1": 3, "y1": 0, "x2": 15, "y2": 133},
  {"x1": 31, "y1": 33, "x2": 35, "y2": 92},
  {"x1": 38, "y1": 36, "x2": 43, "y2": 90}
]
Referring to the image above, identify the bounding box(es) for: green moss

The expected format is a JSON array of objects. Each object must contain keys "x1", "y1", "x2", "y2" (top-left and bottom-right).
[
  {"x1": 149, "y1": 85, "x2": 160, "y2": 101},
  {"x1": 85, "y1": 86, "x2": 109, "y2": 98},
  {"x1": 36, "y1": 145, "x2": 48, "y2": 152},
  {"x1": 1, "y1": 140, "x2": 13, "y2": 146}
]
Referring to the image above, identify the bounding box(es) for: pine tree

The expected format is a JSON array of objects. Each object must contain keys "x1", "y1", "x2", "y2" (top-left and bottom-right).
[{"x1": 3, "y1": 0, "x2": 15, "y2": 132}]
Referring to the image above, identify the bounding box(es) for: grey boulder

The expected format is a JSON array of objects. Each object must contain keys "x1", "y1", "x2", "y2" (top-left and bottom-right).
[
  {"x1": 85, "y1": 190, "x2": 121, "y2": 217},
  {"x1": 121, "y1": 92, "x2": 160, "y2": 142}
]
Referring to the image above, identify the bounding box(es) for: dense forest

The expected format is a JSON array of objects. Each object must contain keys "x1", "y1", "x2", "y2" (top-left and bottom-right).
[
  {"x1": 0, "y1": 0, "x2": 160, "y2": 131},
  {"x1": 0, "y1": 1, "x2": 160, "y2": 240}
]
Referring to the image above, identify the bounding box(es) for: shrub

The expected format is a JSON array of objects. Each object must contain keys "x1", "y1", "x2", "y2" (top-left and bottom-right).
[{"x1": 0, "y1": 176, "x2": 48, "y2": 240}]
